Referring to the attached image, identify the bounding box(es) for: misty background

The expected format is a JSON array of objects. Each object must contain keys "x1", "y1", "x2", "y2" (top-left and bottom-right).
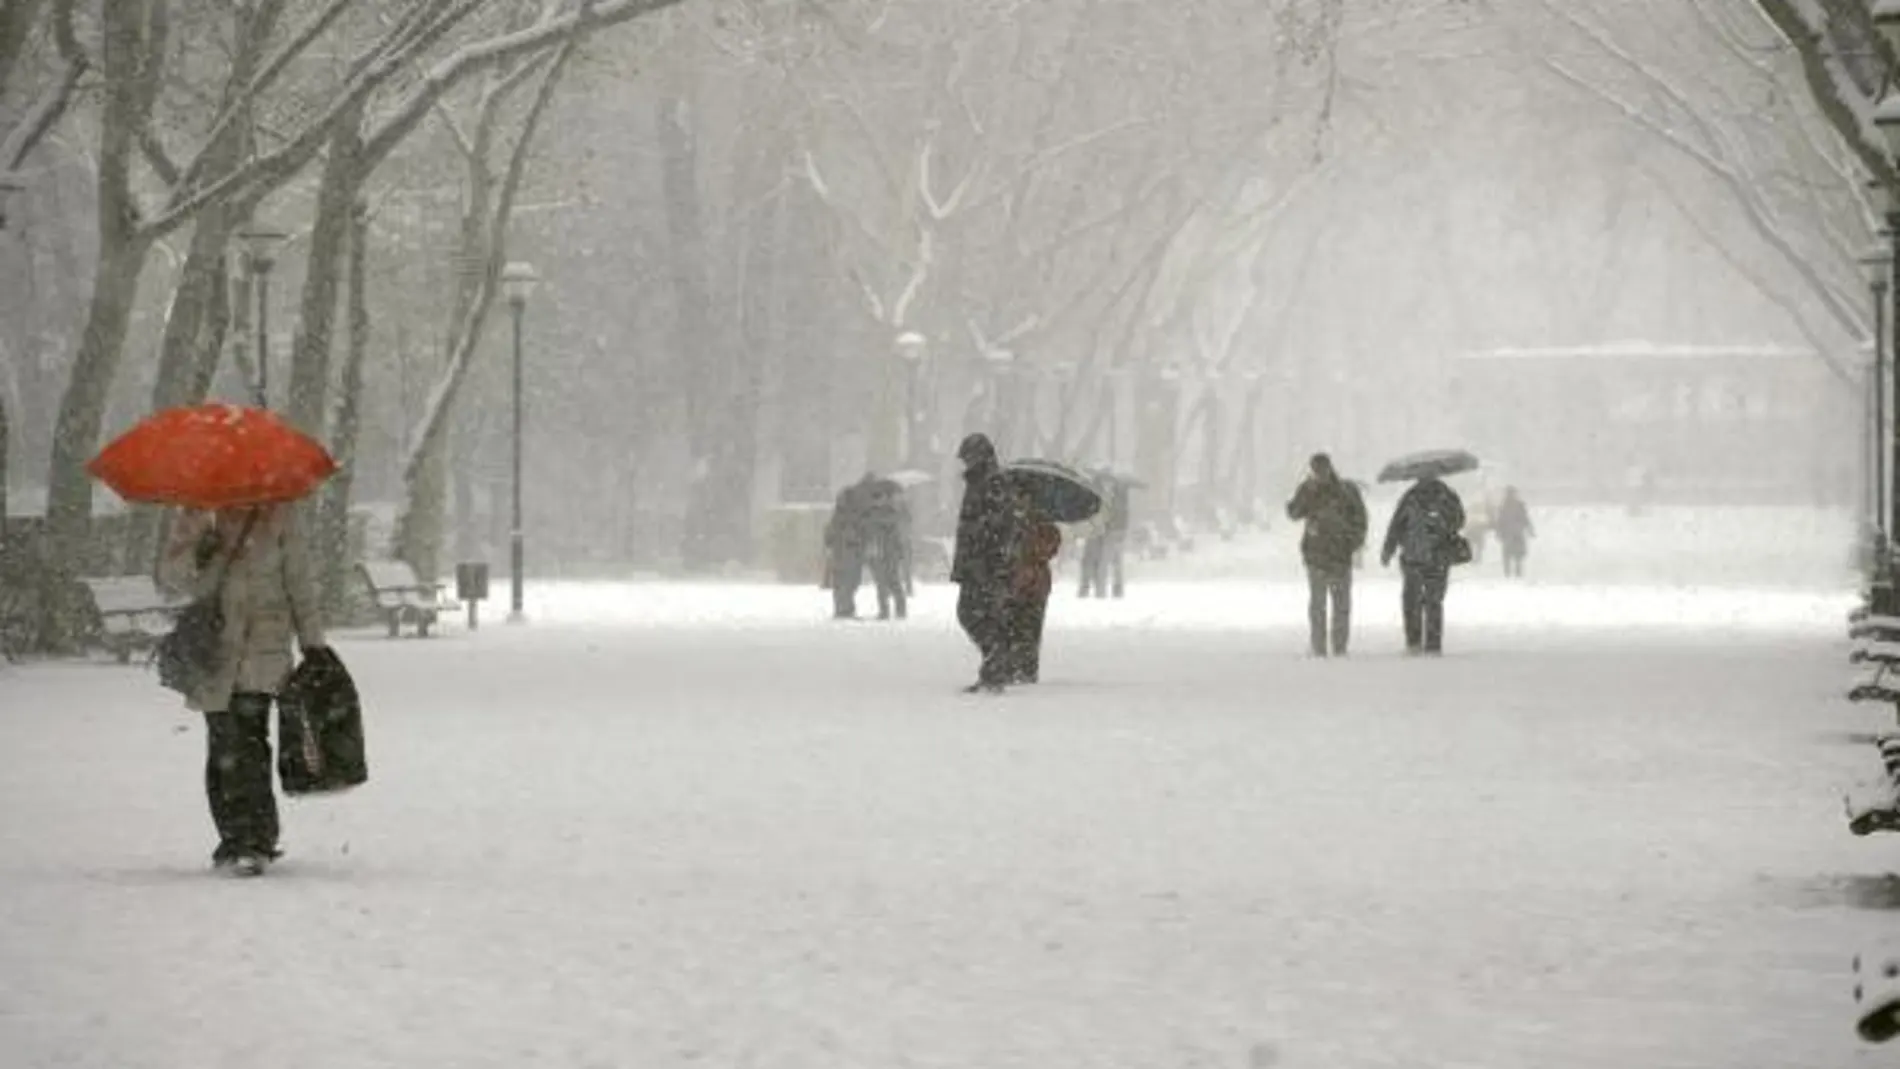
[{"x1": 0, "y1": 0, "x2": 1869, "y2": 598}]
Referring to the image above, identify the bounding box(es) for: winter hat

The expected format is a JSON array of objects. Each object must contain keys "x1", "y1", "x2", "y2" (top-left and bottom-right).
[{"x1": 958, "y1": 433, "x2": 998, "y2": 468}]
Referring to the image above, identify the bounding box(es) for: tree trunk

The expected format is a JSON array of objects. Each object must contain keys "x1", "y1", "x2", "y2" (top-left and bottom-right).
[
  {"x1": 37, "y1": 0, "x2": 163, "y2": 647},
  {"x1": 40, "y1": 239, "x2": 151, "y2": 644},
  {"x1": 0, "y1": 387, "x2": 9, "y2": 531},
  {"x1": 119, "y1": 212, "x2": 239, "y2": 574},
  {"x1": 658, "y1": 87, "x2": 745, "y2": 570},
  {"x1": 285, "y1": 105, "x2": 365, "y2": 437},
  {"x1": 320, "y1": 201, "x2": 369, "y2": 623},
  {"x1": 391, "y1": 33, "x2": 579, "y2": 582}
]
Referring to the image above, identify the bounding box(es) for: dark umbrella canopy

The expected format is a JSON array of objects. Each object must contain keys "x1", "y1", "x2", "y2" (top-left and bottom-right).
[
  {"x1": 1377, "y1": 448, "x2": 1480, "y2": 483},
  {"x1": 1005, "y1": 459, "x2": 1103, "y2": 523}
]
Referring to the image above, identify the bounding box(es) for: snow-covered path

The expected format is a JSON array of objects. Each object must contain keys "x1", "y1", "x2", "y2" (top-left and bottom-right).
[{"x1": 0, "y1": 576, "x2": 1890, "y2": 1068}]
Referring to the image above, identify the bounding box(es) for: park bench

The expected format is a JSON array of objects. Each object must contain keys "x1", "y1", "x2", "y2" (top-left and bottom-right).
[
  {"x1": 77, "y1": 576, "x2": 185, "y2": 663},
  {"x1": 357, "y1": 560, "x2": 458, "y2": 637},
  {"x1": 1851, "y1": 639, "x2": 1900, "y2": 667}
]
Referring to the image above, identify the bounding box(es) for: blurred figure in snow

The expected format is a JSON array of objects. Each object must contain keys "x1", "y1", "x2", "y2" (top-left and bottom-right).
[
  {"x1": 1494, "y1": 486, "x2": 1534, "y2": 578},
  {"x1": 862, "y1": 479, "x2": 911, "y2": 620},
  {"x1": 1077, "y1": 478, "x2": 1130, "y2": 598},
  {"x1": 823, "y1": 475, "x2": 873, "y2": 619}
]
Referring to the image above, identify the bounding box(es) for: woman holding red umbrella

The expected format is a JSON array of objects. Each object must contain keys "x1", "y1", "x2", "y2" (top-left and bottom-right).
[
  {"x1": 90, "y1": 402, "x2": 341, "y2": 876},
  {"x1": 159, "y1": 505, "x2": 329, "y2": 876}
]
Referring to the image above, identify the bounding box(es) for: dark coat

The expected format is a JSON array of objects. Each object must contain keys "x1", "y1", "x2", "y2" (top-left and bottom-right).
[
  {"x1": 951, "y1": 434, "x2": 1019, "y2": 590},
  {"x1": 1494, "y1": 495, "x2": 1533, "y2": 548},
  {"x1": 1287, "y1": 475, "x2": 1367, "y2": 570},
  {"x1": 1382, "y1": 477, "x2": 1466, "y2": 569}
]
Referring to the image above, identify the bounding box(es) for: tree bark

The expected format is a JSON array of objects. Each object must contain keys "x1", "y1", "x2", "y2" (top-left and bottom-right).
[
  {"x1": 37, "y1": 0, "x2": 165, "y2": 649},
  {"x1": 320, "y1": 200, "x2": 369, "y2": 623},
  {"x1": 285, "y1": 103, "x2": 365, "y2": 437},
  {"x1": 658, "y1": 85, "x2": 747, "y2": 570}
]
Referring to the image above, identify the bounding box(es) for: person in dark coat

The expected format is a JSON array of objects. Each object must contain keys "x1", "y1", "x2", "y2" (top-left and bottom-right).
[
  {"x1": 1380, "y1": 475, "x2": 1466, "y2": 655},
  {"x1": 1078, "y1": 479, "x2": 1129, "y2": 598},
  {"x1": 1286, "y1": 453, "x2": 1367, "y2": 657},
  {"x1": 952, "y1": 433, "x2": 1020, "y2": 692},
  {"x1": 824, "y1": 477, "x2": 872, "y2": 619},
  {"x1": 1006, "y1": 491, "x2": 1062, "y2": 683},
  {"x1": 1494, "y1": 486, "x2": 1534, "y2": 578},
  {"x1": 863, "y1": 481, "x2": 911, "y2": 619}
]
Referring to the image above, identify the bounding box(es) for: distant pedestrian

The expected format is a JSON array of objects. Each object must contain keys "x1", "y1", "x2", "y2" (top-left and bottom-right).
[
  {"x1": 1285, "y1": 453, "x2": 1367, "y2": 657},
  {"x1": 1380, "y1": 475, "x2": 1466, "y2": 655},
  {"x1": 1494, "y1": 486, "x2": 1534, "y2": 578},
  {"x1": 1078, "y1": 479, "x2": 1130, "y2": 598},
  {"x1": 951, "y1": 434, "x2": 1021, "y2": 692},
  {"x1": 863, "y1": 480, "x2": 911, "y2": 619},
  {"x1": 1006, "y1": 491, "x2": 1062, "y2": 683},
  {"x1": 823, "y1": 476, "x2": 873, "y2": 619}
]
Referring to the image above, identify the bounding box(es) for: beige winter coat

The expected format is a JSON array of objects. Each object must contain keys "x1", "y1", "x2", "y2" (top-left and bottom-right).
[{"x1": 158, "y1": 505, "x2": 327, "y2": 713}]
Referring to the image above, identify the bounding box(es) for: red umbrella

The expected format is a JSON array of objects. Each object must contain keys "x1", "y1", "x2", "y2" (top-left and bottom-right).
[{"x1": 87, "y1": 403, "x2": 337, "y2": 509}]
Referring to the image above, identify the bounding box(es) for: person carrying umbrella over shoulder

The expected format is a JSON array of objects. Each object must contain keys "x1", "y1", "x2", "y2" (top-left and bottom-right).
[
  {"x1": 160, "y1": 504, "x2": 332, "y2": 874},
  {"x1": 90, "y1": 402, "x2": 350, "y2": 877},
  {"x1": 1380, "y1": 473, "x2": 1466, "y2": 656},
  {"x1": 1286, "y1": 453, "x2": 1367, "y2": 657}
]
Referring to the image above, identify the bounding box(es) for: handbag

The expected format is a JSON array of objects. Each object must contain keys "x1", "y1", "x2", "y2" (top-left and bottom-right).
[
  {"x1": 154, "y1": 513, "x2": 257, "y2": 696},
  {"x1": 1449, "y1": 534, "x2": 1475, "y2": 566},
  {"x1": 277, "y1": 647, "x2": 367, "y2": 794}
]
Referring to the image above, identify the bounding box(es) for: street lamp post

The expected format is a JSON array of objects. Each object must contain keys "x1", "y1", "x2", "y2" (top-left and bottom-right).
[
  {"x1": 896, "y1": 331, "x2": 926, "y2": 468},
  {"x1": 1870, "y1": 0, "x2": 1900, "y2": 600},
  {"x1": 238, "y1": 225, "x2": 287, "y2": 407},
  {"x1": 1863, "y1": 241, "x2": 1891, "y2": 541},
  {"x1": 500, "y1": 261, "x2": 539, "y2": 624}
]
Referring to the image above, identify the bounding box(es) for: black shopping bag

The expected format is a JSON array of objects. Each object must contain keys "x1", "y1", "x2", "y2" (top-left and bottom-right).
[{"x1": 277, "y1": 647, "x2": 368, "y2": 795}]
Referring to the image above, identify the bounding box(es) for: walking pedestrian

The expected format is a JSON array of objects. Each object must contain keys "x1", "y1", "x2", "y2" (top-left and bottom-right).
[
  {"x1": 159, "y1": 503, "x2": 329, "y2": 876},
  {"x1": 1494, "y1": 486, "x2": 1534, "y2": 578},
  {"x1": 951, "y1": 434, "x2": 1021, "y2": 692},
  {"x1": 824, "y1": 476, "x2": 872, "y2": 619},
  {"x1": 1380, "y1": 475, "x2": 1467, "y2": 655},
  {"x1": 1286, "y1": 453, "x2": 1367, "y2": 657}
]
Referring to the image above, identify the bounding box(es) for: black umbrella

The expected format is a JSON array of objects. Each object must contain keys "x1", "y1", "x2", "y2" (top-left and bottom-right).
[
  {"x1": 1377, "y1": 448, "x2": 1480, "y2": 483},
  {"x1": 1004, "y1": 459, "x2": 1103, "y2": 523}
]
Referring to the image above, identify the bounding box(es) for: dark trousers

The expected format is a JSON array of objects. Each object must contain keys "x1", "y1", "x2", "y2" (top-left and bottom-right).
[
  {"x1": 204, "y1": 693, "x2": 279, "y2": 856},
  {"x1": 831, "y1": 552, "x2": 863, "y2": 618},
  {"x1": 1305, "y1": 563, "x2": 1352, "y2": 656},
  {"x1": 957, "y1": 583, "x2": 1011, "y2": 686},
  {"x1": 870, "y1": 555, "x2": 906, "y2": 619},
  {"x1": 1500, "y1": 538, "x2": 1527, "y2": 578},
  {"x1": 1006, "y1": 590, "x2": 1051, "y2": 682},
  {"x1": 1401, "y1": 564, "x2": 1450, "y2": 652}
]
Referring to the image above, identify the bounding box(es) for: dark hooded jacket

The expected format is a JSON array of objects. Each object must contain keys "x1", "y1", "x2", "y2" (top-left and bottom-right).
[
  {"x1": 951, "y1": 434, "x2": 1019, "y2": 588},
  {"x1": 1382, "y1": 476, "x2": 1466, "y2": 569}
]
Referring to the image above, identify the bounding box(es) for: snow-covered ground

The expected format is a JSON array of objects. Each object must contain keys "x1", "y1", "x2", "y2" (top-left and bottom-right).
[{"x1": 0, "y1": 534, "x2": 1892, "y2": 1068}]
